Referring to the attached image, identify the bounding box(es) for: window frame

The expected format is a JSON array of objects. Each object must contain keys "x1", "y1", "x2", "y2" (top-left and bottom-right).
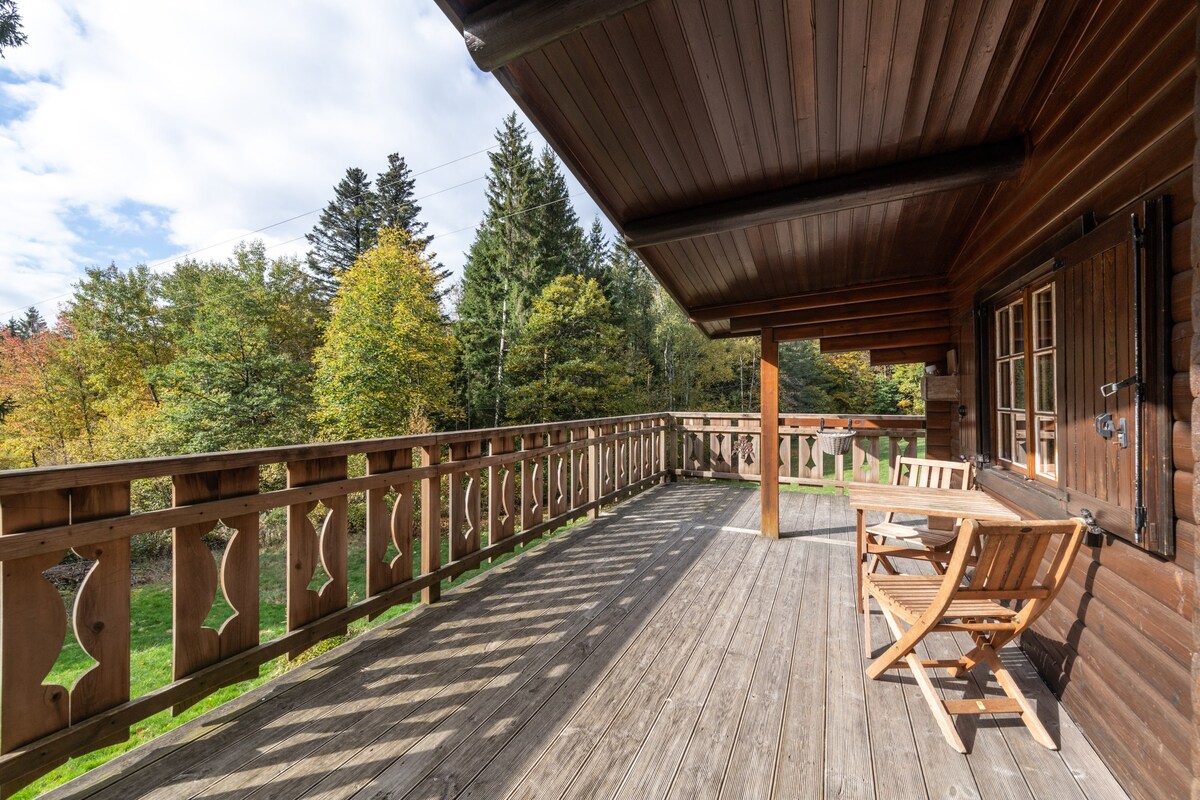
[{"x1": 990, "y1": 278, "x2": 1061, "y2": 488}]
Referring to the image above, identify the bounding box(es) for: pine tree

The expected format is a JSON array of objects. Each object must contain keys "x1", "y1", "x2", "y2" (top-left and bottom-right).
[
  {"x1": 456, "y1": 113, "x2": 540, "y2": 427},
  {"x1": 306, "y1": 167, "x2": 378, "y2": 292},
  {"x1": 581, "y1": 217, "x2": 608, "y2": 282}
]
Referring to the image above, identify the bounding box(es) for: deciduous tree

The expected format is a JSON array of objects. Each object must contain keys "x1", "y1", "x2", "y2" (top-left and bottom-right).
[{"x1": 313, "y1": 229, "x2": 458, "y2": 439}]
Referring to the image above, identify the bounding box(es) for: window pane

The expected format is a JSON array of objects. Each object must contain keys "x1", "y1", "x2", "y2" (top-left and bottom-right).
[
  {"x1": 998, "y1": 361, "x2": 1012, "y2": 409},
  {"x1": 997, "y1": 308, "x2": 1011, "y2": 356},
  {"x1": 1014, "y1": 415, "x2": 1028, "y2": 466},
  {"x1": 1037, "y1": 417, "x2": 1057, "y2": 480},
  {"x1": 1035, "y1": 353, "x2": 1054, "y2": 413},
  {"x1": 1012, "y1": 300, "x2": 1025, "y2": 353},
  {"x1": 998, "y1": 413, "x2": 1013, "y2": 461},
  {"x1": 1012, "y1": 357, "x2": 1026, "y2": 410},
  {"x1": 1035, "y1": 287, "x2": 1054, "y2": 350}
]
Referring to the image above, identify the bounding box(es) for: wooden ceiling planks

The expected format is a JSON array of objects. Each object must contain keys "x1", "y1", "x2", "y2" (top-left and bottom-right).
[{"x1": 440, "y1": 0, "x2": 1095, "y2": 336}]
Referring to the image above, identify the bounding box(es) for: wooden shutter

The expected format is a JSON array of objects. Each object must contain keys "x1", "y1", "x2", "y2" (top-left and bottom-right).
[{"x1": 1055, "y1": 199, "x2": 1173, "y2": 554}]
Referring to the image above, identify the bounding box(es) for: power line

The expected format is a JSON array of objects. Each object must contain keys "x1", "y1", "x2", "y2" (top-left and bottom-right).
[{"x1": 0, "y1": 144, "x2": 498, "y2": 318}]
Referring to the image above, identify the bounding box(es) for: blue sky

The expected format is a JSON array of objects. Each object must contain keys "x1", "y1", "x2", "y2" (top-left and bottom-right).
[{"x1": 0, "y1": 2, "x2": 608, "y2": 322}]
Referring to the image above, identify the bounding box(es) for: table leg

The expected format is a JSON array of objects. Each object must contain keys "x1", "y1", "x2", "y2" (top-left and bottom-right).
[{"x1": 856, "y1": 507, "x2": 865, "y2": 613}]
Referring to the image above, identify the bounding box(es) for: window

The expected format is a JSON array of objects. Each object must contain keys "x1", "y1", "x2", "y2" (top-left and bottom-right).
[{"x1": 992, "y1": 281, "x2": 1057, "y2": 483}]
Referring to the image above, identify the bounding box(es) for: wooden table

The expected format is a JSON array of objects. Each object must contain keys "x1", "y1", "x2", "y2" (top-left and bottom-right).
[{"x1": 848, "y1": 485, "x2": 1023, "y2": 612}]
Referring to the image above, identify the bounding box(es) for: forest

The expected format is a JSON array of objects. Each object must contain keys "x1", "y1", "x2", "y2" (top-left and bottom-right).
[{"x1": 0, "y1": 114, "x2": 923, "y2": 470}]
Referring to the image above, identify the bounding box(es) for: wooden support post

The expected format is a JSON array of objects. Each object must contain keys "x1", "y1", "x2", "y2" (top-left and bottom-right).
[
  {"x1": 421, "y1": 444, "x2": 441, "y2": 605},
  {"x1": 761, "y1": 327, "x2": 780, "y2": 538}
]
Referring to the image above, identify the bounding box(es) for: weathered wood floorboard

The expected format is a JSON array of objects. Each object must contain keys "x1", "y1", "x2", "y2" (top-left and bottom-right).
[{"x1": 45, "y1": 485, "x2": 1129, "y2": 800}]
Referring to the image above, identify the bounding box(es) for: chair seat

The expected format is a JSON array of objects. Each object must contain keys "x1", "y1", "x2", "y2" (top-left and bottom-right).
[
  {"x1": 866, "y1": 521, "x2": 957, "y2": 547},
  {"x1": 864, "y1": 574, "x2": 1017, "y2": 623}
]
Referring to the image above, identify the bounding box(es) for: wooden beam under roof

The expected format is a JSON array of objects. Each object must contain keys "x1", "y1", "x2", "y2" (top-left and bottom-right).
[
  {"x1": 819, "y1": 327, "x2": 952, "y2": 354},
  {"x1": 772, "y1": 310, "x2": 950, "y2": 342},
  {"x1": 869, "y1": 345, "x2": 953, "y2": 367},
  {"x1": 463, "y1": 0, "x2": 652, "y2": 72},
  {"x1": 728, "y1": 293, "x2": 951, "y2": 335},
  {"x1": 694, "y1": 277, "x2": 944, "y2": 324},
  {"x1": 623, "y1": 138, "x2": 1025, "y2": 248}
]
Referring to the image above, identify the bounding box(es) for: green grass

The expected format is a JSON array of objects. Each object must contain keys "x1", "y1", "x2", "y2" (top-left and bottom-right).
[{"x1": 20, "y1": 518, "x2": 577, "y2": 799}]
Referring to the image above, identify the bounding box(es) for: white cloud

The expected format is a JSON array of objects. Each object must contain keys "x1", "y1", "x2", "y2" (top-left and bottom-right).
[{"x1": 0, "y1": 1, "x2": 608, "y2": 320}]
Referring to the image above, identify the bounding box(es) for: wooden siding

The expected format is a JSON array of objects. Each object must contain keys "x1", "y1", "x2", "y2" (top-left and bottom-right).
[
  {"x1": 42, "y1": 486, "x2": 1129, "y2": 800},
  {"x1": 945, "y1": 5, "x2": 1196, "y2": 798}
]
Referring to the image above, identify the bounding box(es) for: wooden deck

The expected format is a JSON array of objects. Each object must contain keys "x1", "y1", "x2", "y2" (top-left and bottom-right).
[{"x1": 48, "y1": 483, "x2": 1129, "y2": 800}]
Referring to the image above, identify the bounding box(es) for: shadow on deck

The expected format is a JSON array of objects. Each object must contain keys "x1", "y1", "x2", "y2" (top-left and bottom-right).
[{"x1": 47, "y1": 484, "x2": 1128, "y2": 800}]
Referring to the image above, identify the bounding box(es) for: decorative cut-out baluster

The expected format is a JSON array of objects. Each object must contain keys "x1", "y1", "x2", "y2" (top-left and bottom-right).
[
  {"x1": 571, "y1": 430, "x2": 587, "y2": 508},
  {"x1": 0, "y1": 488, "x2": 71, "y2": 755},
  {"x1": 286, "y1": 456, "x2": 348, "y2": 656},
  {"x1": 449, "y1": 439, "x2": 482, "y2": 560},
  {"x1": 521, "y1": 436, "x2": 542, "y2": 531},
  {"x1": 548, "y1": 430, "x2": 568, "y2": 518},
  {"x1": 489, "y1": 435, "x2": 516, "y2": 547},
  {"x1": 172, "y1": 467, "x2": 259, "y2": 711},
  {"x1": 366, "y1": 448, "x2": 413, "y2": 608},
  {"x1": 69, "y1": 482, "x2": 131, "y2": 736}
]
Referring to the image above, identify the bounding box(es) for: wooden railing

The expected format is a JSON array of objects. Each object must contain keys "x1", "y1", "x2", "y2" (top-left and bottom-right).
[
  {"x1": 671, "y1": 413, "x2": 926, "y2": 488},
  {"x1": 0, "y1": 414, "x2": 671, "y2": 793},
  {"x1": 0, "y1": 410, "x2": 924, "y2": 794}
]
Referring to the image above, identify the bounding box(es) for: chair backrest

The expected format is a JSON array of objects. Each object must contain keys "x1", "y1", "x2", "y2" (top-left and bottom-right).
[
  {"x1": 882, "y1": 456, "x2": 976, "y2": 525},
  {"x1": 943, "y1": 518, "x2": 1086, "y2": 632}
]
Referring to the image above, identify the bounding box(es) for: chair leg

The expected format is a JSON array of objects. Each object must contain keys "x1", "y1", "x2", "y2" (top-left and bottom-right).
[
  {"x1": 875, "y1": 603, "x2": 966, "y2": 753},
  {"x1": 982, "y1": 647, "x2": 1057, "y2": 750},
  {"x1": 863, "y1": 592, "x2": 872, "y2": 656}
]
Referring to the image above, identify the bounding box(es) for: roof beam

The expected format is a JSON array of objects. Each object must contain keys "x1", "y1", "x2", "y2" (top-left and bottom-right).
[
  {"x1": 699, "y1": 276, "x2": 943, "y2": 325},
  {"x1": 818, "y1": 327, "x2": 952, "y2": 354},
  {"x1": 869, "y1": 345, "x2": 953, "y2": 367},
  {"x1": 729, "y1": 293, "x2": 950, "y2": 334},
  {"x1": 464, "y1": 0, "x2": 651, "y2": 72},
  {"x1": 772, "y1": 310, "x2": 950, "y2": 342},
  {"x1": 623, "y1": 138, "x2": 1025, "y2": 248}
]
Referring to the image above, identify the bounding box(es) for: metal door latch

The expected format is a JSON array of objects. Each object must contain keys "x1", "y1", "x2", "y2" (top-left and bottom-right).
[
  {"x1": 1100, "y1": 375, "x2": 1139, "y2": 397},
  {"x1": 1094, "y1": 413, "x2": 1128, "y2": 448}
]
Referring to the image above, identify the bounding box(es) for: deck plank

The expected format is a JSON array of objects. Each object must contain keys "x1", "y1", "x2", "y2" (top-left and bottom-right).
[
  {"x1": 772, "y1": 497, "x2": 831, "y2": 800},
  {"x1": 42, "y1": 484, "x2": 1131, "y2": 800}
]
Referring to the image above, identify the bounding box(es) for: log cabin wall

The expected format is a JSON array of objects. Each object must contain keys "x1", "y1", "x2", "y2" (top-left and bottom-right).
[{"x1": 945, "y1": 4, "x2": 1197, "y2": 798}]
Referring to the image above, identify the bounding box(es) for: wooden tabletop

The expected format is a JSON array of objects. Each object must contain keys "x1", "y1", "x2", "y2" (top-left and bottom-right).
[{"x1": 848, "y1": 485, "x2": 1022, "y2": 520}]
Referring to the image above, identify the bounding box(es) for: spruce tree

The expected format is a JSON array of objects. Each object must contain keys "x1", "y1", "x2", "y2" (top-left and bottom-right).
[
  {"x1": 529, "y1": 146, "x2": 586, "y2": 284},
  {"x1": 455, "y1": 113, "x2": 540, "y2": 427},
  {"x1": 376, "y1": 153, "x2": 429, "y2": 246},
  {"x1": 306, "y1": 167, "x2": 378, "y2": 292},
  {"x1": 0, "y1": 0, "x2": 27, "y2": 57}
]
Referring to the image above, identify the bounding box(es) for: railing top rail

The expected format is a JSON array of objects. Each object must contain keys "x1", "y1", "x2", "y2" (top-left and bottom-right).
[
  {"x1": 671, "y1": 413, "x2": 925, "y2": 429},
  {"x1": 0, "y1": 412, "x2": 671, "y2": 495}
]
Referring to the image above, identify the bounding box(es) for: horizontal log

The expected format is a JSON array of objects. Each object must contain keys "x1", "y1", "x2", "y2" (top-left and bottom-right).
[
  {"x1": 1169, "y1": 320, "x2": 1191, "y2": 373},
  {"x1": 623, "y1": 138, "x2": 1025, "y2": 247},
  {"x1": 730, "y1": 293, "x2": 952, "y2": 335},
  {"x1": 1173, "y1": 373, "x2": 1191, "y2": 421},
  {"x1": 1172, "y1": 421, "x2": 1193, "y2": 471},
  {"x1": 869, "y1": 345, "x2": 952, "y2": 366},
  {"x1": 463, "y1": 0, "x2": 650, "y2": 72},
  {"x1": 771, "y1": 310, "x2": 950, "y2": 342},
  {"x1": 695, "y1": 277, "x2": 945, "y2": 324},
  {"x1": 1170, "y1": 269, "x2": 1191, "y2": 321},
  {"x1": 1173, "y1": 468, "x2": 1194, "y2": 526},
  {"x1": 820, "y1": 327, "x2": 952, "y2": 354}
]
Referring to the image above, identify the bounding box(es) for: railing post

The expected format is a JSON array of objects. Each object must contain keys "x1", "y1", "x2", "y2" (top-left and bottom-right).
[
  {"x1": 421, "y1": 443, "x2": 442, "y2": 605},
  {"x1": 761, "y1": 328, "x2": 780, "y2": 538}
]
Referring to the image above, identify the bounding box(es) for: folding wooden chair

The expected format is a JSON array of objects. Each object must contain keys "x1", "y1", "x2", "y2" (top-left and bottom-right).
[
  {"x1": 865, "y1": 456, "x2": 975, "y2": 575},
  {"x1": 863, "y1": 517, "x2": 1085, "y2": 753}
]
